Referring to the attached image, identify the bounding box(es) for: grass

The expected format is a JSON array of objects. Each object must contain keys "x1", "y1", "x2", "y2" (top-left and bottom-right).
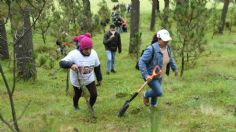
[{"x1": 1, "y1": 1, "x2": 236, "y2": 132}]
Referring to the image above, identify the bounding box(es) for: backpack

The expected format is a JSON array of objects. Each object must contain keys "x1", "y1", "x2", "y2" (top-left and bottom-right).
[{"x1": 135, "y1": 44, "x2": 155, "y2": 70}]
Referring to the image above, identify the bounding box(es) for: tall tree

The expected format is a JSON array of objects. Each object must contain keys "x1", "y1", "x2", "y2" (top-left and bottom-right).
[
  {"x1": 15, "y1": 8, "x2": 36, "y2": 79},
  {"x1": 0, "y1": 1, "x2": 45, "y2": 131},
  {"x1": 82, "y1": 0, "x2": 92, "y2": 33},
  {"x1": 160, "y1": 0, "x2": 170, "y2": 29},
  {"x1": 0, "y1": 1, "x2": 9, "y2": 59},
  {"x1": 176, "y1": 0, "x2": 187, "y2": 7},
  {"x1": 98, "y1": 0, "x2": 111, "y2": 32},
  {"x1": 83, "y1": 0, "x2": 91, "y2": 17},
  {"x1": 164, "y1": 0, "x2": 170, "y2": 9},
  {"x1": 0, "y1": 18, "x2": 9, "y2": 59},
  {"x1": 150, "y1": 0, "x2": 157, "y2": 31},
  {"x1": 156, "y1": 0, "x2": 160, "y2": 13},
  {"x1": 218, "y1": 0, "x2": 230, "y2": 34},
  {"x1": 163, "y1": 0, "x2": 169, "y2": 23},
  {"x1": 58, "y1": 0, "x2": 88, "y2": 35},
  {"x1": 10, "y1": 0, "x2": 45, "y2": 80},
  {"x1": 0, "y1": 63, "x2": 20, "y2": 131},
  {"x1": 173, "y1": 0, "x2": 210, "y2": 76},
  {"x1": 129, "y1": 0, "x2": 140, "y2": 54},
  {"x1": 33, "y1": 0, "x2": 54, "y2": 44}
]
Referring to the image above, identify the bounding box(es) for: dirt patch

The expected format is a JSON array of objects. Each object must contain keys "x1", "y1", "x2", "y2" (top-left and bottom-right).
[
  {"x1": 200, "y1": 104, "x2": 222, "y2": 116},
  {"x1": 115, "y1": 92, "x2": 129, "y2": 98},
  {"x1": 130, "y1": 106, "x2": 144, "y2": 115}
]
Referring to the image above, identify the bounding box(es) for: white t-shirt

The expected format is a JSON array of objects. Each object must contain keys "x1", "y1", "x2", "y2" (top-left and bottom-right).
[{"x1": 61, "y1": 49, "x2": 100, "y2": 87}]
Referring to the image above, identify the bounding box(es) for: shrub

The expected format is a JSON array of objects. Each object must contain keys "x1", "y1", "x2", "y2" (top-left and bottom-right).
[
  {"x1": 48, "y1": 58, "x2": 55, "y2": 69},
  {"x1": 38, "y1": 55, "x2": 47, "y2": 67},
  {"x1": 173, "y1": 0, "x2": 210, "y2": 76}
]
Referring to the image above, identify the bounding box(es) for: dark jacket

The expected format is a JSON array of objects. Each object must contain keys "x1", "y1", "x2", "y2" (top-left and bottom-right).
[{"x1": 103, "y1": 31, "x2": 121, "y2": 52}]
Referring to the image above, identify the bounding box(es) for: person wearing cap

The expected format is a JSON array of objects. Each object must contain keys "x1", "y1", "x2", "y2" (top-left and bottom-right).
[
  {"x1": 60, "y1": 36, "x2": 102, "y2": 111},
  {"x1": 138, "y1": 29, "x2": 178, "y2": 107},
  {"x1": 103, "y1": 24, "x2": 122, "y2": 75}
]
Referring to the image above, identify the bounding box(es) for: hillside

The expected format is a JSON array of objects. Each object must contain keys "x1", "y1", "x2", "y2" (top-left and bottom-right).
[{"x1": 1, "y1": 0, "x2": 236, "y2": 131}]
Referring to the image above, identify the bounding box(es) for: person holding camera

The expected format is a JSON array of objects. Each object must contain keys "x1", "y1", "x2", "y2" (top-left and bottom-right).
[{"x1": 103, "y1": 24, "x2": 122, "y2": 75}]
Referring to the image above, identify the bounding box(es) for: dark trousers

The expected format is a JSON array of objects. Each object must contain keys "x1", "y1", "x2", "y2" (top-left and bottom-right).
[{"x1": 73, "y1": 81, "x2": 97, "y2": 108}]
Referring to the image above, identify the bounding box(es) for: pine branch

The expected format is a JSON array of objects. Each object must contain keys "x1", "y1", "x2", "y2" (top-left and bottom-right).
[
  {"x1": 17, "y1": 100, "x2": 31, "y2": 121},
  {"x1": 0, "y1": 113, "x2": 16, "y2": 132}
]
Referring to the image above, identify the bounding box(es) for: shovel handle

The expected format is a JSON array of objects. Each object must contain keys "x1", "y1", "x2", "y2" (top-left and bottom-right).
[
  {"x1": 136, "y1": 66, "x2": 161, "y2": 93},
  {"x1": 136, "y1": 81, "x2": 149, "y2": 93},
  {"x1": 150, "y1": 66, "x2": 162, "y2": 78}
]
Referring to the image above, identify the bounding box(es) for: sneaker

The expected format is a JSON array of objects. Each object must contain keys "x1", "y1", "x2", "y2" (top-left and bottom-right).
[
  {"x1": 150, "y1": 104, "x2": 157, "y2": 108},
  {"x1": 143, "y1": 96, "x2": 149, "y2": 106},
  {"x1": 88, "y1": 106, "x2": 94, "y2": 113},
  {"x1": 111, "y1": 69, "x2": 116, "y2": 73},
  {"x1": 88, "y1": 106, "x2": 96, "y2": 118}
]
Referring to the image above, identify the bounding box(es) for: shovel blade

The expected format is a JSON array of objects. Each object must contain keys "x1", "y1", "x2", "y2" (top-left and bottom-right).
[{"x1": 118, "y1": 100, "x2": 130, "y2": 117}]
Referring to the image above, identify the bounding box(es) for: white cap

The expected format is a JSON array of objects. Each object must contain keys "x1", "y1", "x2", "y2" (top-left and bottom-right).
[{"x1": 157, "y1": 29, "x2": 172, "y2": 41}]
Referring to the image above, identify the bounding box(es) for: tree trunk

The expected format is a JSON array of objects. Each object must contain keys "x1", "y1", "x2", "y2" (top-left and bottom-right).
[
  {"x1": 180, "y1": 40, "x2": 186, "y2": 77},
  {"x1": 218, "y1": 0, "x2": 230, "y2": 34},
  {"x1": 83, "y1": 0, "x2": 91, "y2": 17},
  {"x1": 82, "y1": 0, "x2": 91, "y2": 32},
  {"x1": 0, "y1": 64, "x2": 20, "y2": 132},
  {"x1": 163, "y1": 0, "x2": 170, "y2": 28},
  {"x1": 180, "y1": 50, "x2": 184, "y2": 77},
  {"x1": 41, "y1": 31, "x2": 46, "y2": 44},
  {"x1": 164, "y1": 0, "x2": 169, "y2": 9},
  {"x1": 176, "y1": 0, "x2": 186, "y2": 6},
  {"x1": 156, "y1": 0, "x2": 160, "y2": 13},
  {"x1": 176, "y1": 0, "x2": 188, "y2": 77},
  {"x1": 0, "y1": 19, "x2": 9, "y2": 59},
  {"x1": 15, "y1": 8, "x2": 36, "y2": 80},
  {"x1": 129, "y1": 0, "x2": 140, "y2": 54},
  {"x1": 150, "y1": 0, "x2": 157, "y2": 31}
]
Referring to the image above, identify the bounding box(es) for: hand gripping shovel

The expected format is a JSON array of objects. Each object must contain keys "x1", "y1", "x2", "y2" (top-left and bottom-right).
[{"x1": 118, "y1": 66, "x2": 161, "y2": 117}]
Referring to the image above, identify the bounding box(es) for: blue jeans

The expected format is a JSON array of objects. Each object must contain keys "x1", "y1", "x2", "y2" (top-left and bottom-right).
[
  {"x1": 116, "y1": 26, "x2": 123, "y2": 33},
  {"x1": 144, "y1": 78, "x2": 163, "y2": 106},
  {"x1": 106, "y1": 50, "x2": 116, "y2": 72}
]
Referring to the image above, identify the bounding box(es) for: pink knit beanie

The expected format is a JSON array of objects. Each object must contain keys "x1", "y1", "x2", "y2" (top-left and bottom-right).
[
  {"x1": 72, "y1": 32, "x2": 91, "y2": 42},
  {"x1": 73, "y1": 35, "x2": 85, "y2": 42},
  {"x1": 84, "y1": 32, "x2": 92, "y2": 38},
  {"x1": 79, "y1": 37, "x2": 93, "y2": 50}
]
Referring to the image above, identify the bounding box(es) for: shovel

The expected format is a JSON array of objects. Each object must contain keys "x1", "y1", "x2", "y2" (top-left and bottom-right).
[
  {"x1": 118, "y1": 66, "x2": 161, "y2": 117},
  {"x1": 77, "y1": 69, "x2": 96, "y2": 117}
]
